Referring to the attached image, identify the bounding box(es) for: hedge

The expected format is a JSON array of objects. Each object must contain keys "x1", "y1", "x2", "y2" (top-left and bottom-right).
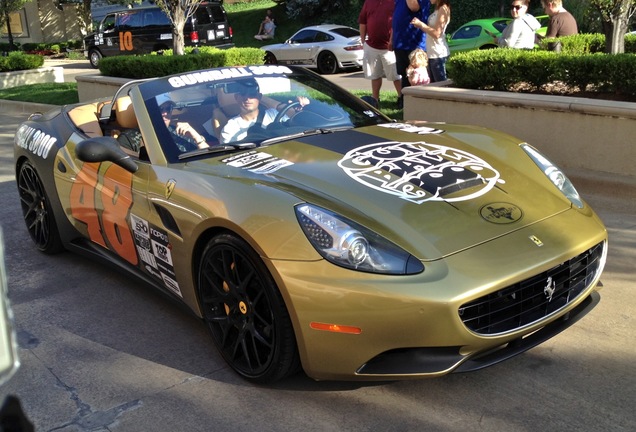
[
  {"x1": 0, "y1": 52, "x2": 44, "y2": 73},
  {"x1": 447, "y1": 49, "x2": 636, "y2": 95},
  {"x1": 98, "y1": 47, "x2": 266, "y2": 79}
]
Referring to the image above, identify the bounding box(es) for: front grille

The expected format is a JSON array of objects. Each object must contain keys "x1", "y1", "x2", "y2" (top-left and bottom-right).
[{"x1": 459, "y1": 242, "x2": 605, "y2": 335}]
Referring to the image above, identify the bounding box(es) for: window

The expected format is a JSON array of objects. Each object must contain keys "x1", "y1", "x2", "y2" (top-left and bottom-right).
[{"x1": 451, "y1": 26, "x2": 481, "y2": 40}]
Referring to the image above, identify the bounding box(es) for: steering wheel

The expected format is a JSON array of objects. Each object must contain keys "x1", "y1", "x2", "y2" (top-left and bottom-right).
[{"x1": 271, "y1": 101, "x2": 302, "y2": 126}]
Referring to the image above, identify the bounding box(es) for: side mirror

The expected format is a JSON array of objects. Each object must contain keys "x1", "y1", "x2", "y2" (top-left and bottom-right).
[{"x1": 75, "y1": 137, "x2": 138, "y2": 173}]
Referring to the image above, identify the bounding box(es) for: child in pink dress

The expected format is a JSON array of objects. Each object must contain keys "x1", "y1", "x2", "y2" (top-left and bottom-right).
[{"x1": 406, "y1": 48, "x2": 430, "y2": 86}]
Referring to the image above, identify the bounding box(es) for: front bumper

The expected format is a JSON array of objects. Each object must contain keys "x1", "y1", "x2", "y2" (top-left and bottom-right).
[{"x1": 269, "y1": 207, "x2": 607, "y2": 381}]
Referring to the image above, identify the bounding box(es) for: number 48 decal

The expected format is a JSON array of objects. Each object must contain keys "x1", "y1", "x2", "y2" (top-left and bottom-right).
[{"x1": 69, "y1": 162, "x2": 138, "y2": 265}]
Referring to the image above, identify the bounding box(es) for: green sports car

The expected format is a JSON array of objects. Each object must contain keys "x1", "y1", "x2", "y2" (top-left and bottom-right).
[
  {"x1": 14, "y1": 65, "x2": 607, "y2": 383},
  {"x1": 449, "y1": 15, "x2": 548, "y2": 53}
]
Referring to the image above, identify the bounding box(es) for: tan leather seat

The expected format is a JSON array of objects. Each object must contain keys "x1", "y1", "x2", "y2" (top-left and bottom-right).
[
  {"x1": 114, "y1": 95, "x2": 139, "y2": 129},
  {"x1": 68, "y1": 103, "x2": 103, "y2": 138},
  {"x1": 210, "y1": 87, "x2": 241, "y2": 138}
]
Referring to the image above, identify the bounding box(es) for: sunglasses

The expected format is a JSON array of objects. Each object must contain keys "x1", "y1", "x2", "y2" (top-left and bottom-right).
[
  {"x1": 238, "y1": 90, "x2": 260, "y2": 98},
  {"x1": 511, "y1": 5, "x2": 524, "y2": 10}
]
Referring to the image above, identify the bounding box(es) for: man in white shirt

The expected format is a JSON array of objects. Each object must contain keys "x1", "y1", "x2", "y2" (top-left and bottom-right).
[{"x1": 220, "y1": 82, "x2": 309, "y2": 144}]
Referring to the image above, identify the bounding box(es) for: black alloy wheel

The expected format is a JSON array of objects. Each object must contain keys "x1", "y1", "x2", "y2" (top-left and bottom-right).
[
  {"x1": 197, "y1": 233, "x2": 299, "y2": 383},
  {"x1": 264, "y1": 51, "x2": 278, "y2": 65},
  {"x1": 17, "y1": 162, "x2": 64, "y2": 254},
  {"x1": 317, "y1": 51, "x2": 338, "y2": 75}
]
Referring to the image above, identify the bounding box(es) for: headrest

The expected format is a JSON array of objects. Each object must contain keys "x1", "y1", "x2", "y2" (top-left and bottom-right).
[{"x1": 115, "y1": 96, "x2": 138, "y2": 129}]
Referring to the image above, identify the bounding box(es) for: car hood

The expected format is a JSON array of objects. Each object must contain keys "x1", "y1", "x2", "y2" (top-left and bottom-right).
[{"x1": 196, "y1": 123, "x2": 573, "y2": 260}]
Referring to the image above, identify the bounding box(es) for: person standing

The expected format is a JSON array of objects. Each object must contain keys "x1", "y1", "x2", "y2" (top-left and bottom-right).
[
  {"x1": 542, "y1": 0, "x2": 578, "y2": 37},
  {"x1": 358, "y1": 0, "x2": 402, "y2": 108},
  {"x1": 496, "y1": 0, "x2": 541, "y2": 50},
  {"x1": 393, "y1": 0, "x2": 430, "y2": 102},
  {"x1": 410, "y1": 0, "x2": 450, "y2": 82}
]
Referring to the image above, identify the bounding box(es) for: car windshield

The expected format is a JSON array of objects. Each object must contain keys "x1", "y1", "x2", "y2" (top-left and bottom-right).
[{"x1": 139, "y1": 65, "x2": 390, "y2": 163}]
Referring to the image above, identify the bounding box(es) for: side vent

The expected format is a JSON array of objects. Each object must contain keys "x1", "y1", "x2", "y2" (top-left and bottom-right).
[{"x1": 152, "y1": 203, "x2": 182, "y2": 237}]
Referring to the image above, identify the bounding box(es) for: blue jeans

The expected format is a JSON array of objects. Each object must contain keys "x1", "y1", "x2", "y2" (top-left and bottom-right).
[{"x1": 428, "y1": 57, "x2": 448, "y2": 83}]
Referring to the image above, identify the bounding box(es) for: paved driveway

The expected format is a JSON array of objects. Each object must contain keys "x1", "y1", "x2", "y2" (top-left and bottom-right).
[{"x1": 1, "y1": 97, "x2": 635, "y2": 432}]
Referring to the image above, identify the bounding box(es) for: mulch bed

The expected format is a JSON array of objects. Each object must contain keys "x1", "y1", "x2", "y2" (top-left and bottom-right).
[{"x1": 507, "y1": 81, "x2": 636, "y2": 103}]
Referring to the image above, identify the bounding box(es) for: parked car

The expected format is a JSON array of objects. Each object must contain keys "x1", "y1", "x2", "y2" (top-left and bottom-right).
[
  {"x1": 83, "y1": 2, "x2": 233, "y2": 68},
  {"x1": 14, "y1": 64, "x2": 607, "y2": 383},
  {"x1": 449, "y1": 16, "x2": 548, "y2": 53},
  {"x1": 261, "y1": 24, "x2": 363, "y2": 74}
]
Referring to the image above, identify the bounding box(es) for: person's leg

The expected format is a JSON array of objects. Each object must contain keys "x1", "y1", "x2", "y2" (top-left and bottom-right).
[
  {"x1": 394, "y1": 49, "x2": 411, "y2": 90},
  {"x1": 381, "y1": 49, "x2": 402, "y2": 106},
  {"x1": 362, "y1": 44, "x2": 385, "y2": 105},
  {"x1": 428, "y1": 57, "x2": 448, "y2": 83},
  {"x1": 372, "y1": 78, "x2": 382, "y2": 102}
]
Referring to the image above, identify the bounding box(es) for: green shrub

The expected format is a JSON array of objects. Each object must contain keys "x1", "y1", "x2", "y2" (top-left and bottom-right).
[
  {"x1": 0, "y1": 42, "x2": 21, "y2": 52},
  {"x1": 99, "y1": 48, "x2": 265, "y2": 79},
  {"x1": 537, "y1": 33, "x2": 634, "y2": 54},
  {"x1": 448, "y1": 49, "x2": 636, "y2": 96},
  {"x1": 0, "y1": 52, "x2": 44, "y2": 72}
]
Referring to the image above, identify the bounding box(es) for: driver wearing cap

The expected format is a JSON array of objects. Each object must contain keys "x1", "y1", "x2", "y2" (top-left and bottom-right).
[{"x1": 220, "y1": 80, "x2": 309, "y2": 144}]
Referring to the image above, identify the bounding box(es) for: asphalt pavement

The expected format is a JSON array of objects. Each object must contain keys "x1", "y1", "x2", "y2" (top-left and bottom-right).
[{"x1": 0, "y1": 61, "x2": 635, "y2": 432}]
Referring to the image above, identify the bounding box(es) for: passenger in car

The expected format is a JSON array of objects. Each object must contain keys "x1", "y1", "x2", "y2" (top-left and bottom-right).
[{"x1": 158, "y1": 97, "x2": 210, "y2": 152}]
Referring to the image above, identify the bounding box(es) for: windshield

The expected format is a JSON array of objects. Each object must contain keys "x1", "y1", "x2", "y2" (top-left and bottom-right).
[{"x1": 139, "y1": 65, "x2": 390, "y2": 163}]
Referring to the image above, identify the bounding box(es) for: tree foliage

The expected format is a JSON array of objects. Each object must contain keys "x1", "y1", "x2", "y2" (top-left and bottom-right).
[{"x1": 285, "y1": 0, "x2": 351, "y2": 20}]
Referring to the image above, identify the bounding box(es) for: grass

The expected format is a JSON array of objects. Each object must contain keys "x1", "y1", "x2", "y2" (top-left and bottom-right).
[{"x1": 0, "y1": 82, "x2": 78, "y2": 105}]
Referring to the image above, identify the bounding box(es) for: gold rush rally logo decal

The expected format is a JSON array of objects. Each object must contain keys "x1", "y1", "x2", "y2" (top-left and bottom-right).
[{"x1": 338, "y1": 141, "x2": 501, "y2": 204}]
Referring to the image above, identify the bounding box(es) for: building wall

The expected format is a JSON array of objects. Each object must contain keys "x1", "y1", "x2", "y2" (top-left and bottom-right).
[{"x1": 1, "y1": 0, "x2": 82, "y2": 45}]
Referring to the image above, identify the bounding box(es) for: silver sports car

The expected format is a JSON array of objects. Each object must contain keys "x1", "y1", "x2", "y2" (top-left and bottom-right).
[{"x1": 262, "y1": 24, "x2": 363, "y2": 74}]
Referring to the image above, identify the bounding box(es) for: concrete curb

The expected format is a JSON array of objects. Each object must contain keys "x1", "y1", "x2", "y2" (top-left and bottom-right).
[{"x1": 0, "y1": 99, "x2": 59, "y2": 114}]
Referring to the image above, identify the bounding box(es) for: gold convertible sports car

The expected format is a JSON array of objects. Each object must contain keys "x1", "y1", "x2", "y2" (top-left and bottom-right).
[{"x1": 14, "y1": 65, "x2": 607, "y2": 383}]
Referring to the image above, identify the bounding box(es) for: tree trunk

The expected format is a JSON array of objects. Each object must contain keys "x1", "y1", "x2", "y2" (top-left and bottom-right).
[
  {"x1": 605, "y1": 3, "x2": 630, "y2": 53},
  {"x1": 4, "y1": 10, "x2": 15, "y2": 51},
  {"x1": 172, "y1": 7, "x2": 186, "y2": 55}
]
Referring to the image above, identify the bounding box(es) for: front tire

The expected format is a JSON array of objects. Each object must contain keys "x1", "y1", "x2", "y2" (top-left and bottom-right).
[
  {"x1": 88, "y1": 49, "x2": 102, "y2": 68},
  {"x1": 264, "y1": 51, "x2": 277, "y2": 65},
  {"x1": 197, "y1": 233, "x2": 299, "y2": 383},
  {"x1": 17, "y1": 162, "x2": 64, "y2": 254},
  {"x1": 317, "y1": 51, "x2": 338, "y2": 75}
]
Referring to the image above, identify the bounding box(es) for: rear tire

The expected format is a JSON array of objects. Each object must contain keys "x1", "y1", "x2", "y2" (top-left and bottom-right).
[
  {"x1": 197, "y1": 233, "x2": 300, "y2": 383},
  {"x1": 17, "y1": 162, "x2": 64, "y2": 254},
  {"x1": 317, "y1": 51, "x2": 338, "y2": 75}
]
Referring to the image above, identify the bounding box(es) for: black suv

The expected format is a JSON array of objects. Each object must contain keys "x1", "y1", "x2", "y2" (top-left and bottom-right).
[{"x1": 84, "y1": 2, "x2": 233, "y2": 68}]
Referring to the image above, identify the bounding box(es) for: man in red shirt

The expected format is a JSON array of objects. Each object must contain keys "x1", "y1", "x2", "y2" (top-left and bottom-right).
[{"x1": 359, "y1": 0, "x2": 402, "y2": 108}]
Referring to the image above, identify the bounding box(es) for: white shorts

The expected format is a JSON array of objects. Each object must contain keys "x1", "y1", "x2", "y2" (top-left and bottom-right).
[{"x1": 362, "y1": 44, "x2": 401, "y2": 82}]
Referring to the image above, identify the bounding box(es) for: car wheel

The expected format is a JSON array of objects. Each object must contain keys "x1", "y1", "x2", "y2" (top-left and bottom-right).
[
  {"x1": 89, "y1": 49, "x2": 102, "y2": 68},
  {"x1": 317, "y1": 51, "x2": 338, "y2": 75},
  {"x1": 479, "y1": 44, "x2": 498, "y2": 50},
  {"x1": 264, "y1": 51, "x2": 277, "y2": 65},
  {"x1": 17, "y1": 162, "x2": 64, "y2": 254},
  {"x1": 197, "y1": 233, "x2": 300, "y2": 383}
]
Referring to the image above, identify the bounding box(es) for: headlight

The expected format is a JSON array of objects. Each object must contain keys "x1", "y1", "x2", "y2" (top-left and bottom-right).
[
  {"x1": 521, "y1": 144, "x2": 583, "y2": 208},
  {"x1": 295, "y1": 204, "x2": 424, "y2": 275}
]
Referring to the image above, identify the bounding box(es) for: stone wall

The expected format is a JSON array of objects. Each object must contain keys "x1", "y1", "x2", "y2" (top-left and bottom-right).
[{"x1": 402, "y1": 83, "x2": 636, "y2": 181}]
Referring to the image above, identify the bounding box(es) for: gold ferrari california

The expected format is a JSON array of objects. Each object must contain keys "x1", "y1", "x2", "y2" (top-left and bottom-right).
[{"x1": 14, "y1": 65, "x2": 607, "y2": 383}]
